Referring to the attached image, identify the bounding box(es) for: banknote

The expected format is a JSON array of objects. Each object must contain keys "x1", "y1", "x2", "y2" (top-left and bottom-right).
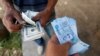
[
  {"x1": 51, "y1": 16, "x2": 90, "y2": 55},
  {"x1": 69, "y1": 41, "x2": 89, "y2": 55},
  {"x1": 21, "y1": 11, "x2": 44, "y2": 41},
  {"x1": 51, "y1": 17, "x2": 78, "y2": 44},
  {"x1": 21, "y1": 24, "x2": 43, "y2": 41}
]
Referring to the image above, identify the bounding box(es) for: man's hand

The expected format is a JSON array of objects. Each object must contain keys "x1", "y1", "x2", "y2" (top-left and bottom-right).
[
  {"x1": 33, "y1": 9, "x2": 52, "y2": 27},
  {"x1": 45, "y1": 35, "x2": 71, "y2": 56},
  {"x1": 2, "y1": 8, "x2": 23, "y2": 32},
  {"x1": 0, "y1": 0, "x2": 25, "y2": 32},
  {"x1": 33, "y1": 0, "x2": 58, "y2": 27}
]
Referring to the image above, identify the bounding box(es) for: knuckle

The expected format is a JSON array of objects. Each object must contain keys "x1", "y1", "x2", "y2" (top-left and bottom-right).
[
  {"x1": 8, "y1": 27, "x2": 19, "y2": 32},
  {"x1": 9, "y1": 26, "x2": 14, "y2": 30}
]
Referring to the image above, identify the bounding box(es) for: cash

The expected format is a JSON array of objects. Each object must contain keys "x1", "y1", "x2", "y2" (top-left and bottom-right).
[
  {"x1": 21, "y1": 11, "x2": 44, "y2": 41},
  {"x1": 21, "y1": 22, "x2": 44, "y2": 41},
  {"x1": 51, "y1": 16, "x2": 90, "y2": 55}
]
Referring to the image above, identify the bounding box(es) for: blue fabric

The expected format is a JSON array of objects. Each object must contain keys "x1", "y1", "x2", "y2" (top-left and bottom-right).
[
  {"x1": 14, "y1": 0, "x2": 47, "y2": 5},
  {"x1": 34, "y1": 38, "x2": 45, "y2": 46},
  {"x1": 13, "y1": 0, "x2": 48, "y2": 11}
]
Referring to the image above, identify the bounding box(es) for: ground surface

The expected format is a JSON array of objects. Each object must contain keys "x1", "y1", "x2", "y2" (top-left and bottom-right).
[{"x1": 0, "y1": 0, "x2": 100, "y2": 56}]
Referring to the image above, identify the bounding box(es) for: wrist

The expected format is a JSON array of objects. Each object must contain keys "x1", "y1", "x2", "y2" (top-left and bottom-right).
[
  {"x1": 4, "y1": 4, "x2": 14, "y2": 11},
  {"x1": 44, "y1": 7, "x2": 53, "y2": 17},
  {"x1": 45, "y1": 7, "x2": 53, "y2": 13}
]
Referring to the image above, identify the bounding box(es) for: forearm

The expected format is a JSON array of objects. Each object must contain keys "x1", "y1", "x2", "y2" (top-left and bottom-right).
[
  {"x1": 46, "y1": 51, "x2": 68, "y2": 56},
  {"x1": 45, "y1": 0, "x2": 58, "y2": 11},
  {"x1": 0, "y1": 0, "x2": 14, "y2": 10}
]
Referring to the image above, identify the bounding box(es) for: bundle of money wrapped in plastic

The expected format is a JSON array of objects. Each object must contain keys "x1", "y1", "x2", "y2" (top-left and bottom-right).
[
  {"x1": 21, "y1": 10, "x2": 46, "y2": 41},
  {"x1": 51, "y1": 16, "x2": 90, "y2": 55}
]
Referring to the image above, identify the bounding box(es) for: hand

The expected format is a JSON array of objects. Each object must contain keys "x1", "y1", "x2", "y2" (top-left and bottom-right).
[
  {"x1": 2, "y1": 8, "x2": 24, "y2": 32},
  {"x1": 70, "y1": 53, "x2": 80, "y2": 56},
  {"x1": 33, "y1": 9, "x2": 52, "y2": 27},
  {"x1": 45, "y1": 35, "x2": 71, "y2": 56}
]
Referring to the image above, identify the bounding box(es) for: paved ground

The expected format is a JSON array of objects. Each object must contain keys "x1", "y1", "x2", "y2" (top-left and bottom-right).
[{"x1": 22, "y1": 41, "x2": 38, "y2": 56}]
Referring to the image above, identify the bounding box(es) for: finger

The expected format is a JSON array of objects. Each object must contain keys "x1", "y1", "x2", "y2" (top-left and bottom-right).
[
  {"x1": 62, "y1": 42, "x2": 71, "y2": 48},
  {"x1": 10, "y1": 24, "x2": 22, "y2": 30},
  {"x1": 7, "y1": 24, "x2": 22, "y2": 32},
  {"x1": 32, "y1": 14, "x2": 40, "y2": 21},
  {"x1": 14, "y1": 11, "x2": 26, "y2": 25},
  {"x1": 70, "y1": 53, "x2": 80, "y2": 56},
  {"x1": 40, "y1": 18, "x2": 47, "y2": 27},
  {"x1": 48, "y1": 34, "x2": 59, "y2": 47},
  {"x1": 2, "y1": 17, "x2": 12, "y2": 32},
  {"x1": 2, "y1": 15, "x2": 12, "y2": 27},
  {"x1": 50, "y1": 34, "x2": 72, "y2": 45},
  {"x1": 74, "y1": 53, "x2": 80, "y2": 56},
  {"x1": 3, "y1": 17, "x2": 22, "y2": 32},
  {"x1": 2, "y1": 18, "x2": 8, "y2": 31},
  {"x1": 9, "y1": 22, "x2": 22, "y2": 32},
  {"x1": 50, "y1": 34, "x2": 59, "y2": 44},
  {"x1": 7, "y1": 18, "x2": 22, "y2": 30},
  {"x1": 48, "y1": 35, "x2": 71, "y2": 52}
]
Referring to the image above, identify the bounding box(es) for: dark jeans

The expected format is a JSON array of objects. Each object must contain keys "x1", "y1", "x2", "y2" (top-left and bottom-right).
[{"x1": 34, "y1": 38, "x2": 45, "y2": 46}]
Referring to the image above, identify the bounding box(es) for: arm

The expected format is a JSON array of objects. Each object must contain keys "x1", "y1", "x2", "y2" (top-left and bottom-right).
[
  {"x1": 46, "y1": 0, "x2": 58, "y2": 12},
  {"x1": 33, "y1": 0, "x2": 58, "y2": 27}
]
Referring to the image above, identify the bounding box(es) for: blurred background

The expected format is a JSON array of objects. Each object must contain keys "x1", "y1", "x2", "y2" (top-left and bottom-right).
[{"x1": 0, "y1": 0, "x2": 100, "y2": 56}]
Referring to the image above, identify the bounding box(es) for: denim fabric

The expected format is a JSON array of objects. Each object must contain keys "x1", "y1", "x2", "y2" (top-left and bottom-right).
[{"x1": 34, "y1": 38, "x2": 45, "y2": 46}]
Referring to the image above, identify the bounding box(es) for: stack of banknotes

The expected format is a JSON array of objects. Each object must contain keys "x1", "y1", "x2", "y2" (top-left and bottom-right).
[
  {"x1": 51, "y1": 16, "x2": 90, "y2": 55},
  {"x1": 21, "y1": 11, "x2": 45, "y2": 41}
]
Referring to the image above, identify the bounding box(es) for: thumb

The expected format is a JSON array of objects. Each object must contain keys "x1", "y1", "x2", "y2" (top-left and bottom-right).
[
  {"x1": 61, "y1": 42, "x2": 71, "y2": 49},
  {"x1": 14, "y1": 12, "x2": 26, "y2": 25},
  {"x1": 70, "y1": 53, "x2": 79, "y2": 56},
  {"x1": 51, "y1": 34, "x2": 71, "y2": 50},
  {"x1": 32, "y1": 14, "x2": 40, "y2": 21},
  {"x1": 50, "y1": 34, "x2": 59, "y2": 44},
  {"x1": 51, "y1": 34, "x2": 71, "y2": 46}
]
